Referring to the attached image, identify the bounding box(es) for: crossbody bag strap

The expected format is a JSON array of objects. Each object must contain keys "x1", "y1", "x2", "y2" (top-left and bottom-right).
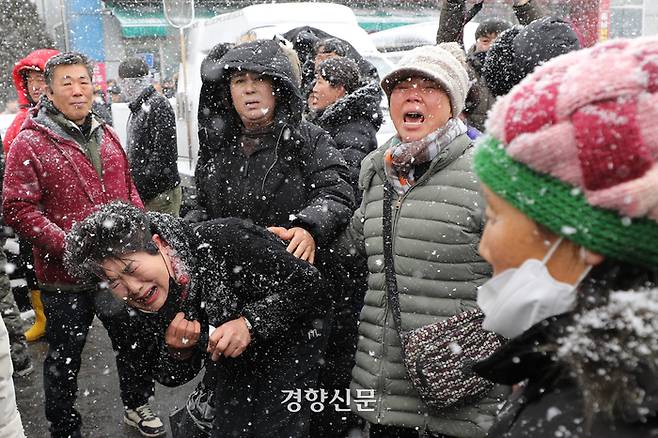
[{"x1": 382, "y1": 180, "x2": 404, "y2": 335}]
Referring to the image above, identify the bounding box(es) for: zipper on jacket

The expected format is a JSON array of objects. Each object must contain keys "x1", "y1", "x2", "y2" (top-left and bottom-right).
[{"x1": 240, "y1": 159, "x2": 250, "y2": 178}]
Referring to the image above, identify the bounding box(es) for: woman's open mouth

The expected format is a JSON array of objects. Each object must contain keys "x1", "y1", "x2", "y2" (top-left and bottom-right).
[
  {"x1": 135, "y1": 286, "x2": 158, "y2": 306},
  {"x1": 404, "y1": 112, "x2": 425, "y2": 125}
]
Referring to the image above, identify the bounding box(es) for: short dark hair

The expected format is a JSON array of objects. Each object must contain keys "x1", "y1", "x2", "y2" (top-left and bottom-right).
[
  {"x1": 317, "y1": 57, "x2": 361, "y2": 94},
  {"x1": 475, "y1": 19, "x2": 512, "y2": 40},
  {"x1": 44, "y1": 52, "x2": 94, "y2": 87},
  {"x1": 118, "y1": 57, "x2": 149, "y2": 79},
  {"x1": 65, "y1": 202, "x2": 157, "y2": 282},
  {"x1": 315, "y1": 38, "x2": 349, "y2": 57}
]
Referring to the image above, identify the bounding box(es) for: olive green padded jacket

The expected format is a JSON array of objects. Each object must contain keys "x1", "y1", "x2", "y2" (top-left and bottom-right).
[{"x1": 337, "y1": 133, "x2": 508, "y2": 437}]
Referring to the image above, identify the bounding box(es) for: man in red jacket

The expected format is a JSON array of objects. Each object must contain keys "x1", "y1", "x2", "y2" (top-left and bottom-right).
[{"x1": 3, "y1": 52, "x2": 165, "y2": 438}]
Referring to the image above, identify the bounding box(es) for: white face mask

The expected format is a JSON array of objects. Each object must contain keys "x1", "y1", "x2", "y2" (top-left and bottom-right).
[{"x1": 477, "y1": 238, "x2": 592, "y2": 339}]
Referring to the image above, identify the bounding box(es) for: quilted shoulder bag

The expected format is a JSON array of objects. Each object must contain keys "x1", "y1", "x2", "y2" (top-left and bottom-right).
[{"x1": 381, "y1": 181, "x2": 502, "y2": 410}]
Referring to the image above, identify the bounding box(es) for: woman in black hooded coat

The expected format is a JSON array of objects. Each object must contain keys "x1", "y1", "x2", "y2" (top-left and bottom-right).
[{"x1": 191, "y1": 39, "x2": 354, "y2": 249}]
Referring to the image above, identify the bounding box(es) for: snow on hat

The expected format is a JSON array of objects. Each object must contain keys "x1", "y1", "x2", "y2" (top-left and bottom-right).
[
  {"x1": 483, "y1": 17, "x2": 579, "y2": 97},
  {"x1": 474, "y1": 37, "x2": 658, "y2": 267},
  {"x1": 118, "y1": 57, "x2": 149, "y2": 79},
  {"x1": 381, "y1": 43, "x2": 470, "y2": 117}
]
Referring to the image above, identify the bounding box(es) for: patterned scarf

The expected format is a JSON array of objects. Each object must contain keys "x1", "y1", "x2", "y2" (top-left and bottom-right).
[{"x1": 384, "y1": 118, "x2": 467, "y2": 194}]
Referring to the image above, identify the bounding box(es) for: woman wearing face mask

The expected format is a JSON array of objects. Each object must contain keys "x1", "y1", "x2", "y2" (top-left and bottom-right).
[{"x1": 472, "y1": 37, "x2": 658, "y2": 437}]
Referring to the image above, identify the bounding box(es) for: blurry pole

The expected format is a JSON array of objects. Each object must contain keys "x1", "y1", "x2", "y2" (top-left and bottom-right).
[
  {"x1": 59, "y1": 0, "x2": 70, "y2": 51},
  {"x1": 179, "y1": 26, "x2": 191, "y2": 167},
  {"x1": 599, "y1": 0, "x2": 611, "y2": 41},
  {"x1": 163, "y1": 0, "x2": 195, "y2": 169}
]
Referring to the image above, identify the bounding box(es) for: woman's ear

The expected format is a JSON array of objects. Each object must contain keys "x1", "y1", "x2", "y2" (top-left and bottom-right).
[{"x1": 151, "y1": 234, "x2": 166, "y2": 252}]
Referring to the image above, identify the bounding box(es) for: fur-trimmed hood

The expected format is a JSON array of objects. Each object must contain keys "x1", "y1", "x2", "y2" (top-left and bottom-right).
[
  {"x1": 197, "y1": 40, "x2": 304, "y2": 158},
  {"x1": 307, "y1": 80, "x2": 383, "y2": 134}
]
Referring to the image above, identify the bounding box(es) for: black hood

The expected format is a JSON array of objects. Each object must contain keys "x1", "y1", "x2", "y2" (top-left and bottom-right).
[{"x1": 198, "y1": 40, "x2": 304, "y2": 157}]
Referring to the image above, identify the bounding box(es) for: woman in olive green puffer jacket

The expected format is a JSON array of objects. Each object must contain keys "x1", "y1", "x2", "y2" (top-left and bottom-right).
[{"x1": 334, "y1": 42, "x2": 507, "y2": 438}]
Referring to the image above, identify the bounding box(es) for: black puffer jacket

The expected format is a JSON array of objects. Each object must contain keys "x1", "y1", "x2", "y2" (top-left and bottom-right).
[
  {"x1": 307, "y1": 81, "x2": 382, "y2": 203},
  {"x1": 126, "y1": 85, "x2": 180, "y2": 201},
  {"x1": 194, "y1": 40, "x2": 354, "y2": 245}
]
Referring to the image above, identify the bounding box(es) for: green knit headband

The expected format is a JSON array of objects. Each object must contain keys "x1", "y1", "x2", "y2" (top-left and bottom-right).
[{"x1": 473, "y1": 136, "x2": 658, "y2": 268}]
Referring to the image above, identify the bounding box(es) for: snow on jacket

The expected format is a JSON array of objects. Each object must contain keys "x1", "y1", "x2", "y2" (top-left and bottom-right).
[
  {"x1": 126, "y1": 85, "x2": 181, "y2": 202},
  {"x1": 3, "y1": 48, "x2": 59, "y2": 153},
  {"x1": 3, "y1": 106, "x2": 142, "y2": 288},
  {"x1": 125, "y1": 212, "x2": 331, "y2": 386},
  {"x1": 306, "y1": 80, "x2": 382, "y2": 204},
  {"x1": 0, "y1": 317, "x2": 25, "y2": 438},
  {"x1": 194, "y1": 39, "x2": 354, "y2": 245},
  {"x1": 334, "y1": 133, "x2": 506, "y2": 437},
  {"x1": 474, "y1": 290, "x2": 658, "y2": 437}
]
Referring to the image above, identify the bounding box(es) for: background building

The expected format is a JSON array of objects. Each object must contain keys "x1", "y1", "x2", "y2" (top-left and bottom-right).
[{"x1": 28, "y1": 0, "x2": 653, "y2": 89}]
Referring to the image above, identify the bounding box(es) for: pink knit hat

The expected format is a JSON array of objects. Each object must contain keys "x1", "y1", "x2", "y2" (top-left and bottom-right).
[{"x1": 474, "y1": 37, "x2": 658, "y2": 266}]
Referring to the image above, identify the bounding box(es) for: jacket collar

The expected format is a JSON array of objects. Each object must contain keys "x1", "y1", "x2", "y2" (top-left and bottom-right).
[
  {"x1": 308, "y1": 80, "x2": 383, "y2": 131},
  {"x1": 365, "y1": 132, "x2": 472, "y2": 190},
  {"x1": 128, "y1": 85, "x2": 156, "y2": 113},
  {"x1": 473, "y1": 314, "x2": 569, "y2": 386}
]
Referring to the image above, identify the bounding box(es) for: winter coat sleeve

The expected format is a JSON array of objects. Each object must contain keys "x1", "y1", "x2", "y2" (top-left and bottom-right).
[
  {"x1": 153, "y1": 340, "x2": 205, "y2": 387},
  {"x1": 3, "y1": 136, "x2": 67, "y2": 256},
  {"x1": 514, "y1": 0, "x2": 545, "y2": 26},
  {"x1": 328, "y1": 191, "x2": 368, "y2": 281},
  {"x1": 136, "y1": 98, "x2": 178, "y2": 201},
  {"x1": 204, "y1": 219, "x2": 331, "y2": 341},
  {"x1": 334, "y1": 122, "x2": 377, "y2": 199},
  {"x1": 290, "y1": 129, "x2": 355, "y2": 245},
  {"x1": 3, "y1": 112, "x2": 27, "y2": 155},
  {"x1": 437, "y1": 0, "x2": 466, "y2": 44}
]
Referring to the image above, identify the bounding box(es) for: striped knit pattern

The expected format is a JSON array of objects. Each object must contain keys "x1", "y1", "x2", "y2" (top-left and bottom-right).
[
  {"x1": 474, "y1": 136, "x2": 658, "y2": 267},
  {"x1": 484, "y1": 37, "x2": 658, "y2": 224}
]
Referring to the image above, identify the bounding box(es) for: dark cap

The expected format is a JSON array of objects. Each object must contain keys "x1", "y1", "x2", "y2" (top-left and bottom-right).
[
  {"x1": 118, "y1": 58, "x2": 149, "y2": 79},
  {"x1": 475, "y1": 19, "x2": 512, "y2": 40},
  {"x1": 317, "y1": 57, "x2": 360, "y2": 94}
]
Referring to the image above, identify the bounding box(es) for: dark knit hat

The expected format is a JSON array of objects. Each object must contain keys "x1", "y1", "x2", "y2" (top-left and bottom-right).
[
  {"x1": 514, "y1": 17, "x2": 580, "y2": 79},
  {"x1": 315, "y1": 38, "x2": 350, "y2": 57},
  {"x1": 118, "y1": 57, "x2": 149, "y2": 79},
  {"x1": 317, "y1": 57, "x2": 360, "y2": 94},
  {"x1": 483, "y1": 17, "x2": 580, "y2": 97},
  {"x1": 474, "y1": 37, "x2": 658, "y2": 268},
  {"x1": 482, "y1": 26, "x2": 523, "y2": 97},
  {"x1": 475, "y1": 18, "x2": 512, "y2": 40}
]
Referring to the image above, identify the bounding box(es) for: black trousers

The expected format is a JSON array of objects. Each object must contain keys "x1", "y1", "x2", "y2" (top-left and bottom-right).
[
  {"x1": 369, "y1": 424, "x2": 455, "y2": 438},
  {"x1": 210, "y1": 317, "x2": 329, "y2": 438},
  {"x1": 41, "y1": 288, "x2": 156, "y2": 437}
]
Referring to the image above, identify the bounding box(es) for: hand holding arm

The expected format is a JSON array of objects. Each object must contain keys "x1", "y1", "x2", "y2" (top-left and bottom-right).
[
  {"x1": 267, "y1": 226, "x2": 316, "y2": 264},
  {"x1": 207, "y1": 317, "x2": 252, "y2": 361}
]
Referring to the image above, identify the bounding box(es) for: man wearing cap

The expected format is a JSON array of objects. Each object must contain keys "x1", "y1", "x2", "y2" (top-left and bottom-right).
[
  {"x1": 331, "y1": 43, "x2": 506, "y2": 437},
  {"x1": 118, "y1": 57, "x2": 182, "y2": 216}
]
